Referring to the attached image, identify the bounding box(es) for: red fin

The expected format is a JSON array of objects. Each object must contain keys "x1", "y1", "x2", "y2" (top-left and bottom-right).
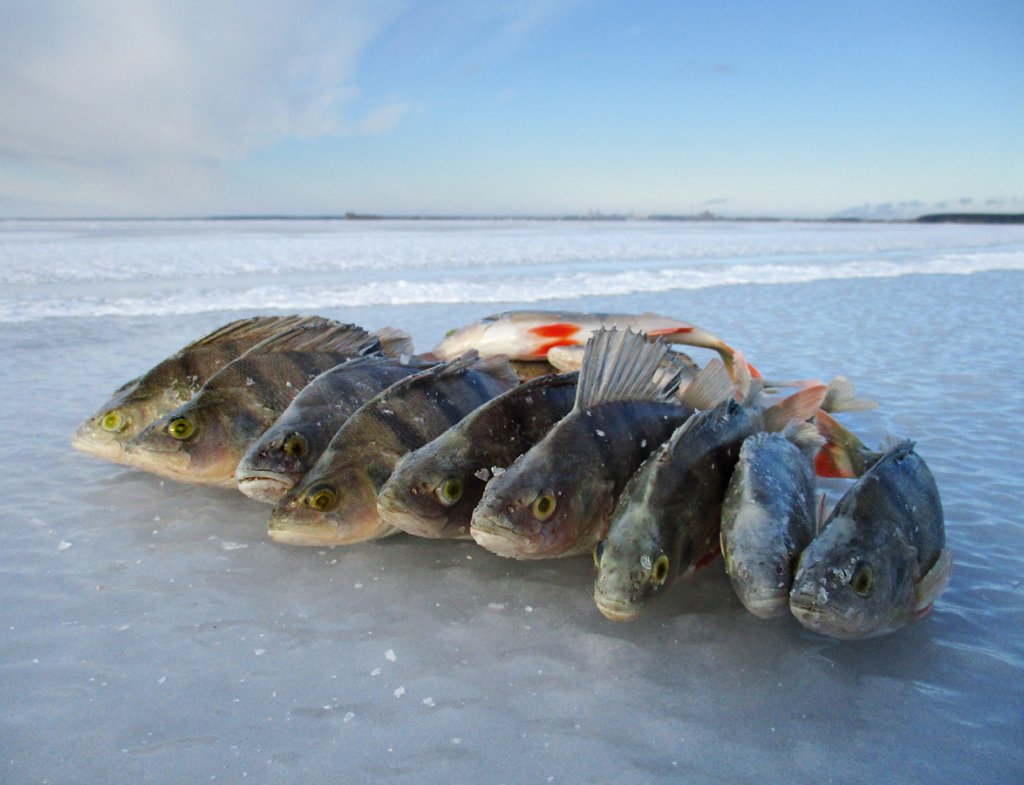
[
  {"x1": 647, "y1": 327, "x2": 695, "y2": 336},
  {"x1": 815, "y1": 448, "x2": 854, "y2": 479},
  {"x1": 529, "y1": 323, "x2": 581, "y2": 339}
]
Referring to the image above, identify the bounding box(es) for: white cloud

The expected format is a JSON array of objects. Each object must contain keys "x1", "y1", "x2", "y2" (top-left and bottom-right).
[{"x1": 0, "y1": 0, "x2": 408, "y2": 214}]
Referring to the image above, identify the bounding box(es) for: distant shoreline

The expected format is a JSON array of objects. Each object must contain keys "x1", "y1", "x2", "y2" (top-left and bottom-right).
[{"x1": 1, "y1": 212, "x2": 1022, "y2": 224}]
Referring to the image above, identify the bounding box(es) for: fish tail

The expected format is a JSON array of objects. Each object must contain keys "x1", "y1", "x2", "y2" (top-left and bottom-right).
[
  {"x1": 811, "y1": 410, "x2": 877, "y2": 478},
  {"x1": 821, "y1": 376, "x2": 877, "y2": 413}
]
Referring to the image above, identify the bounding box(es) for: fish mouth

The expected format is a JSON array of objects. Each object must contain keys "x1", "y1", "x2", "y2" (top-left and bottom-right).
[
  {"x1": 71, "y1": 428, "x2": 128, "y2": 463},
  {"x1": 376, "y1": 495, "x2": 449, "y2": 539},
  {"x1": 593, "y1": 593, "x2": 641, "y2": 622},
  {"x1": 268, "y1": 505, "x2": 397, "y2": 547},
  {"x1": 236, "y1": 471, "x2": 294, "y2": 504},
  {"x1": 469, "y1": 513, "x2": 540, "y2": 559},
  {"x1": 735, "y1": 591, "x2": 789, "y2": 620}
]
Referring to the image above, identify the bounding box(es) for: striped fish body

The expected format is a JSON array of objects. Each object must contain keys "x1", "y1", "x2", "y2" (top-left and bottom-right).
[
  {"x1": 268, "y1": 354, "x2": 518, "y2": 547},
  {"x1": 789, "y1": 442, "x2": 951, "y2": 639},
  {"x1": 123, "y1": 325, "x2": 382, "y2": 486},
  {"x1": 236, "y1": 356, "x2": 437, "y2": 503},
  {"x1": 470, "y1": 399, "x2": 690, "y2": 559},
  {"x1": 720, "y1": 432, "x2": 818, "y2": 619},
  {"x1": 594, "y1": 399, "x2": 754, "y2": 621},
  {"x1": 71, "y1": 315, "x2": 323, "y2": 463},
  {"x1": 377, "y1": 372, "x2": 579, "y2": 539}
]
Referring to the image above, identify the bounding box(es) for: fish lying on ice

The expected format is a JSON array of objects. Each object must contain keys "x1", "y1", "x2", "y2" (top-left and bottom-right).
[
  {"x1": 268, "y1": 352, "x2": 519, "y2": 547},
  {"x1": 71, "y1": 315, "x2": 324, "y2": 464},
  {"x1": 433, "y1": 309, "x2": 746, "y2": 373},
  {"x1": 592, "y1": 384, "x2": 826, "y2": 621},
  {"x1": 235, "y1": 355, "x2": 437, "y2": 503},
  {"x1": 376, "y1": 372, "x2": 580, "y2": 539},
  {"x1": 719, "y1": 424, "x2": 825, "y2": 619},
  {"x1": 788, "y1": 440, "x2": 952, "y2": 639},
  {"x1": 123, "y1": 322, "x2": 385, "y2": 486},
  {"x1": 470, "y1": 328, "x2": 732, "y2": 560}
]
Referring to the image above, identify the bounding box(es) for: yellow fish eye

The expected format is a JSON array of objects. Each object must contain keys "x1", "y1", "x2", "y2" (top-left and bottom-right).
[
  {"x1": 436, "y1": 477, "x2": 463, "y2": 507},
  {"x1": 652, "y1": 554, "x2": 670, "y2": 586},
  {"x1": 100, "y1": 410, "x2": 126, "y2": 433},
  {"x1": 283, "y1": 433, "x2": 308, "y2": 458},
  {"x1": 306, "y1": 485, "x2": 339, "y2": 512},
  {"x1": 850, "y1": 563, "x2": 874, "y2": 596},
  {"x1": 167, "y1": 416, "x2": 194, "y2": 440},
  {"x1": 531, "y1": 492, "x2": 556, "y2": 521},
  {"x1": 592, "y1": 540, "x2": 605, "y2": 569}
]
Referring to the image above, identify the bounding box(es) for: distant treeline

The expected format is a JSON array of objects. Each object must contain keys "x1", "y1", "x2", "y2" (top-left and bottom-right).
[{"x1": 916, "y1": 213, "x2": 1024, "y2": 224}]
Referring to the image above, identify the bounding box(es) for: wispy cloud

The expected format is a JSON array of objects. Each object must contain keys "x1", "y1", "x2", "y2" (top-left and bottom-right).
[{"x1": 0, "y1": 1, "x2": 408, "y2": 214}]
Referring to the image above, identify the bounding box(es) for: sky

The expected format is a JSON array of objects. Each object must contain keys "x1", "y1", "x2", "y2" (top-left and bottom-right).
[{"x1": 0, "y1": 0, "x2": 1021, "y2": 220}]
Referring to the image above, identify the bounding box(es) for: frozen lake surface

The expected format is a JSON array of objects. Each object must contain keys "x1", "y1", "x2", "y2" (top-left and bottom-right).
[{"x1": 2, "y1": 219, "x2": 1023, "y2": 784}]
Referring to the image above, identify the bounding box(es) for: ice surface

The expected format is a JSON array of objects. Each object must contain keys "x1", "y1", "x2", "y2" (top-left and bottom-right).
[{"x1": 1, "y1": 220, "x2": 1023, "y2": 784}]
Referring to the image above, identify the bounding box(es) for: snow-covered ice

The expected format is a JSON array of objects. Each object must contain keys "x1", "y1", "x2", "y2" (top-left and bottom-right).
[{"x1": 1, "y1": 218, "x2": 1022, "y2": 784}]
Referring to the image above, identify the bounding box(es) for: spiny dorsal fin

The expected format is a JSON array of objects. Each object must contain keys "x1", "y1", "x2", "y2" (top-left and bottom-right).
[
  {"x1": 373, "y1": 327, "x2": 415, "y2": 358},
  {"x1": 762, "y1": 384, "x2": 828, "y2": 433},
  {"x1": 248, "y1": 322, "x2": 382, "y2": 356},
  {"x1": 574, "y1": 328, "x2": 680, "y2": 410},
  {"x1": 821, "y1": 376, "x2": 877, "y2": 413},
  {"x1": 184, "y1": 314, "x2": 323, "y2": 350},
  {"x1": 679, "y1": 358, "x2": 734, "y2": 411}
]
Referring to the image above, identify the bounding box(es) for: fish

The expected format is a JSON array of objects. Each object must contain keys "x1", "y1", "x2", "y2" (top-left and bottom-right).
[
  {"x1": 235, "y1": 355, "x2": 438, "y2": 503},
  {"x1": 267, "y1": 352, "x2": 519, "y2": 547},
  {"x1": 592, "y1": 386, "x2": 827, "y2": 622},
  {"x1": 433, "y1": 309, "x2": 745, "y2": 373},
  {"x1": 719, "y1": 424, "x2": 825, "y2": 619},
  {"x1": 71, "y1": 315, "x2": 325, "y2": 463},
  {"x1": 122, "y1": 322, "x2": 384, "y2": 486},
  {"x1": 788, "y1": 441, "x2": 952, "y2": 639},
  {"x1": 470, "y1": 328, "x2": 732, "y2": 560},
  {"x1": 376, "y1": 372, "x2": 580, "y2": 539}
]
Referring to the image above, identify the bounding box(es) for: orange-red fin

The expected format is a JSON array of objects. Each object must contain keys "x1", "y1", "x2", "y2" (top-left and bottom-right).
[
  {"x1": 534, "y1": 338, "x2": 581, "y2": 357},
  {"x1": 694, "y1": 544, "x2": 721, "y2": 572},
  {"x1": 647, "y1": 327, "x2": 695, "y2": 337}
]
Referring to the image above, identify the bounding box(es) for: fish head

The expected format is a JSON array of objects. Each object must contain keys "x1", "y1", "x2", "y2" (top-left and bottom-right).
[
  {"x1": 592, "y1": 503, "x2": 673, "y2": 621},
  {"x1": 122, "y1": 391, "x2": 265, "y2": 485},
  {"x1": 470, "y1": 450, "x2": 613, "y2": 559},
  {"x1": 71, "y1": 383, "x2": 181, "y2": 463},
  {"x1": 721, "y1": 506, "x2": 797, "y2": 620},
  {"x1": 235, "y1": 425, "x2": 316, "y2": 503},
  {"x1": 788, "y1": 512, "x2": 919, "y2": 639},
  {"x1": 269, "y1": 458, "x2": 392, "y2": 546},
  {"x1": 376, "y1": 443, "x2": 485, "y2": 539}
]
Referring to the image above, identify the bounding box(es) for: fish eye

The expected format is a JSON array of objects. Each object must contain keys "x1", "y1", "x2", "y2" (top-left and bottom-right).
[
  {"x1": 850, "y1": 562, "x2": 874, "y2": 596},
  {"x1": 306, "y1": 485, "x2": 339, "y2": 512},
  {"x1": 593, "y1": 540, "x2": 605, "y2": 569},
  {"x1": 531, "y1": 492, "x2": 556, "y2": 521},
  {"x1": 436, "y1": 477, "x2": 463, "y2": 507},
  {"x1": 100, "y1": 410, "x2": 126, "y2": 433},
  {"x1": 652, "y1": 555, "x2": 670, "y2": 586},
  {"x1": 167, "y1": 416, "x2": 194, "y2": 440},
  {"x1": 283, "y1": 433, "x2": 308, "y2": 458}
]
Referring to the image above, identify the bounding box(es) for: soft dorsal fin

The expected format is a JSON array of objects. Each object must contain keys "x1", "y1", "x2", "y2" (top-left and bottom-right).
[
  {"x1": 821, "y1": 376, "x2": 877, "y2": 413},
  {"x1": 248, "y1": 321, "x2": 382, "y2": 355},
  {"x1": 762, "y1": 384, "x2": 828, "y2": 433},
  {"x1": 574, "y1": 328, "x2": 680, "y2": 410},
  {"x1": 400, "y1": 350, "x2": 519, "y2": 388},
  {"x1": 184, "y1": 314, "x2": 322, "y2": 350},
  {"x1": 781, "y1": 420, "x2": 827, "y2": 459},
  {"x1": 679, "y1": 358, "x2": 734, "y2": 411},
  {"x1": 373, "y1": 327, "x2": 415, "y2": 358}
]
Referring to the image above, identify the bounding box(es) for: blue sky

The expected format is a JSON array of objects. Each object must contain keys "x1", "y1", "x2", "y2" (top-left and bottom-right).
[{"x1": 0, "y1": 0, "x2": 1021, "y2": 219}]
